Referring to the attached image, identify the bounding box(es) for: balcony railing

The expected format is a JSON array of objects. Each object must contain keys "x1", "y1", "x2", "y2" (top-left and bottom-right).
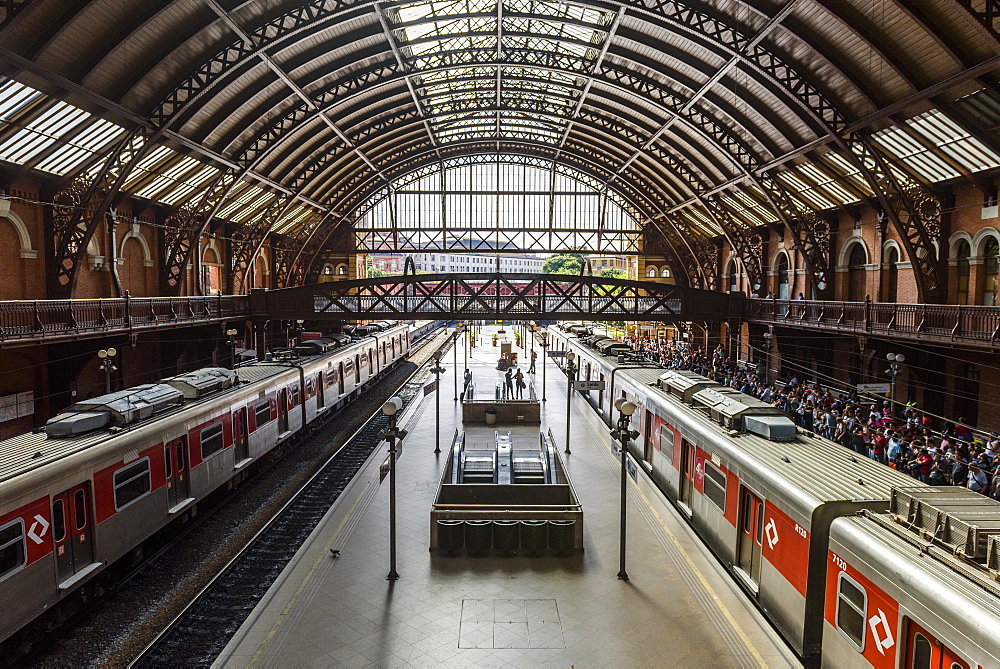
[
  {"x1": 745, "y1": 298, "x2": 1000, "y2": 348},
  {"x1": 0, "y1": 295, "x2": 250, "y2": 346}
]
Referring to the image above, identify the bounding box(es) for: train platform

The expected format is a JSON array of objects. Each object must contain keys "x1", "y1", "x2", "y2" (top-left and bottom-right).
[{"x1": 215, "y1": 326, "x2": 801, "y2": 668}]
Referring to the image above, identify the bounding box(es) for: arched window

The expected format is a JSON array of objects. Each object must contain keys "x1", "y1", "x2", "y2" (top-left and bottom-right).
[
  {"x1": 956, "y1": 240, "x2": 971, "y2": 305},
  {"x1": 774, "y1": 253, "x2": 789, "y2": 299},
  {"x1": 882, "y1": 247, "x2": 899, "y2": 303},
  {"x1": 983, "y1": 237, "x2": 999, "y2": 306},
  {"x1": 661, "y1": 267, "x2": 671, "y2": 278},
  {"x1": 646, "y1": 266, "x2": 657, "y2": 278},
  {"x1": 846, "y1": 242, "x2": 867, "y2": 302},
  {"x1": 726, "y1": 259, "x2": 738, "y2": 293}
]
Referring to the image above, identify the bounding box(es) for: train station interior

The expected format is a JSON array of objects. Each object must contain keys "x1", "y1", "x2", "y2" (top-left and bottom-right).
[{"x1": 2, "y1": 0, "x2": 1000, "y2": 667}]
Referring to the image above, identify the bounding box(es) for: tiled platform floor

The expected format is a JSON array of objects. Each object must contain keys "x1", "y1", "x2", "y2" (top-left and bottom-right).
[{"x1": 216, "y1": 326, "x2": 800, "y2": 668}]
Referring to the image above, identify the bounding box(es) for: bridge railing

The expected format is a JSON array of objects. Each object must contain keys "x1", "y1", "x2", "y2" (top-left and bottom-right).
[
  {"x1": 746, "y1": 298, "x2": 1000, "y2": 348},
  {"x1": 0, "y1": 295, "x2": 250, "y2": 345}
]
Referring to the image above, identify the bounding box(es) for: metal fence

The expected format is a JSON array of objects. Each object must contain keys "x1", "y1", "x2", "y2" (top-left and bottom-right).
[
  {"x1": 0, "y1": 295, "x2": 250, "y2": 345},
  {"x1": 746, "y1": 298, "x2": 1000, "y2": 348}
]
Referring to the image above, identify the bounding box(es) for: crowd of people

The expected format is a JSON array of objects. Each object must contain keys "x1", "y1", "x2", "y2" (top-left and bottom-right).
[{"x1": 621, "y1": 335, "x2": 1000, "y2": 500}]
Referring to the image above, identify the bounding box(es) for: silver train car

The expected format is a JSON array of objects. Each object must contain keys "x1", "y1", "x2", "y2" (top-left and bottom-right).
[
  {"x1": 547, "y1": 327, "x2": 1000, "y2": 668},
  {"x1": 0, "y1": 321, "x2": 429, "y2": 654}
]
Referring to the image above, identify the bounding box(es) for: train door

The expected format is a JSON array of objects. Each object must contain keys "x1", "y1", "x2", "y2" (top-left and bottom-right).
[
  {"x1": 643, "y1": 409, "x2": 654, "y2": 463},
  {"x1": 165, "y1": 437, "x2": 189, "y2": 508},
  {"x1": 277, "y1": 388, "x2": 289, "y2": 433},
  {"x1": 737, "y1": 487, "x2": 765, "y2": 586},
  {"x1": 904, "y1": 620, "x2": 970, "y2": 669},
  {"x1": 317, "y1": 372, "x2": 325, "y2": 409},
  {"x1": 52, "y1": 483, "x2": 94, "y2": 582},
  {"x1": 338, "y1": 362, "x2": 345, "y2": 394},
  {"x1": 234, "y1": 407, "x2": 249, "y2": 463},
  {"x1": 679, "y1": 440, "x2": 696, "y2": 510}
]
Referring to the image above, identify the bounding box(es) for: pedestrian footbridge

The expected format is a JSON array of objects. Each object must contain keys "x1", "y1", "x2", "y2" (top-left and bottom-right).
[{"x1": 250, "y1": 273, "x2": 739, "y2": 323}]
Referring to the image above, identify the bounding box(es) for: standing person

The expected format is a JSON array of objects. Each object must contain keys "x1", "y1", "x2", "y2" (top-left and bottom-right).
[
  {"x1": 504, "y1": 368, "x2": 514, "y2": 400},
  {"x1": 462, "y1": 368, "x2": 472, "y2": 400},
  {"x1": 529, "y1": 348, "x2": 537, "y2": 374},
  {"x1": 515, "y1": 368, "x2": 525, "y2": 398}
]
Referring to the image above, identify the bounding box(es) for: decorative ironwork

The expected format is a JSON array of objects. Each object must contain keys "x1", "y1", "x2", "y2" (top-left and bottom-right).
[
  {"x1": 845, "y1": 134, "x2": 946, "y2": 302},
  {"x1": 48, "y1": 128, "x2": 150, "y2": 298},
  {"x1": 757, "y1": 171, "x2": 832, "y2": 294},
  {"x1": 252, "y1": 273, "x2": 734, "y2": 322},
  {"x1": 702, "y1": 195, "x2": 765, "y2": 292}
]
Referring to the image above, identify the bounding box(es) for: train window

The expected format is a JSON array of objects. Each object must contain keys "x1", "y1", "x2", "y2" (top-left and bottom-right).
[
  {"x1": 200, "y1": 423, "x2": 225, "y2": 460},
  {"x1": 703, "y1": 462, "x2": 727, "y2": 511},
  {"x1": 114, "y1": 458, "x2": 151, "y2": 511},
  {"x1": 73, "y1": 490, "x2": 86, "y2": 531},
  {"x1": 912, "y1": 634, "x2": 931, "y2": 668},
  {"x1": 0, "y1": 520, "x2": 26, "y2": 580},
  {"x1": 289, "y1": 385, "x2": 300, "y2": 406},
  {"x1": 255, "y1": 399, "x2": 271, "y2": 427},
  {"x1": 658, "y1": 426, "x2": 673, "y2": 465},
  {"x1": 52, "y1": 499, "x2": 66, "y2": 543},
  {"x1": 836, "y1": 573, "x2": 867, "y2": 651},
  {"x1": 165, "y1": 446, "x2": 172, "y2": 478}
]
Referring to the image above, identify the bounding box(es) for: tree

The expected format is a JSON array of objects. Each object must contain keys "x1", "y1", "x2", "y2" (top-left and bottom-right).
[
  {"x1": 543, "y1": 253, "x2": 585, "y2": 274},
  {"x1": 366, "y1": 256, "x2": 385, "y2": 278},
  {"x1": 599, "y1": 268, "x2": 626, "y2": 280}
]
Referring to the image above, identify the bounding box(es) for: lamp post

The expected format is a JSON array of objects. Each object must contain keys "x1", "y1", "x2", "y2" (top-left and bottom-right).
[
  {"x1": 97, "y1": 348, "x2": 117, "y2": 395},
  {"x1": 380, "y1": 396, "x2": 407, "y2": 581},
  {"x1": 453, "y1": 328, "x2": 459, "y2": 401},
  {"x1": 540, "y1": 331, "x2": 548, "y2": 401},
  {"x1": 431, "y1": 351, "x2": 446, "y2": 454},
  {"x1": 886, "y1": 352, "x2": 905, "y2": 407},
  {"x1": 226, "y1": 328, "x2": 239, "y2": 370},
  {"x1": 565, "y1": 351, "x2": 576, "y2": 454},
  {"x1": 612, "y1": 398, "x2": 638, "y2": 581}
]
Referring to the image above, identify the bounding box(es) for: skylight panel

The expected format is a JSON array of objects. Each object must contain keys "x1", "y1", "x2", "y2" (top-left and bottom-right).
[
  {"x1": 733, "y1": 188, "x2": 779, "y2": 224},
  {"x1": 795, "y1": 162, "x2": 859, "y2": 206},
  {"x1": 908, "y1": 110, "x2": 1000, "y2": 174},
  {"x1": 719, "y1": 192, "x2": 767, "y2": 227},
  {"x1": 776, "y1": 170, "x2": 835, "y2": 210},
  {"x1": 0, "y1": 101, "x2": 90, "y2": 164},
  {"x1": 32, "y1": 117, "x2": 124, "y2": 175},
  {"x1": 218, "y1": 185, "x2": 264, "y2": 219},
  {"x1": 134, "y1": 155, "x2": 202, "y2": 200},
  {"x1": 873, "y1": 125, "x2": 959, "y2": 182},
  {"x1": 122, "y1": 145, "x2": 175, "y2": 189},
  {"x1": 159, "y1": 165, "x2": 220, "y2": 205},
  {"x1": 819, "y1": 151, "x2": 874, "y2": 196},
  {"x1": 0, "y1": 80, "x2": 43, "y2": 123},
  {"x1": 232, "y1": 191, "x2": 277, "y2": 223}
]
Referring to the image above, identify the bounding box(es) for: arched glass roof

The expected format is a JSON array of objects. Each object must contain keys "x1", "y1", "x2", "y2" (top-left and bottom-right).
[
  {"x1": 355, "y1": 155, "x2": 642, "y2": 252},
  {"x1": 0, "y1": 0, "x2": 998, "y2": 296}
]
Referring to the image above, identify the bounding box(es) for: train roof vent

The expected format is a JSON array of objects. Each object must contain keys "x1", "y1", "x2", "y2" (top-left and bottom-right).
[
  {"x1": 163, "y1": 367, "x2": 237, "y2": 399},
  {"x1": 987, "y1": 536, "x2": 1000, "y2": 573},
  {"x1": 658, "y1": 370, "x2": 718, "y2": 403},
  {"x1": 743, "y1": 415, "x2": 797, "y2": 441},
  {"x1": 45, "y1": 383, "x2": 185, "y2": 436},
  {"x1": 890, "y1": 486, "x2": 1000, "y2": 559}
]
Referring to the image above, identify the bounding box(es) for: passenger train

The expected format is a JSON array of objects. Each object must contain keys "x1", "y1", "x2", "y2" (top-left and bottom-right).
[
  {"x1": 0, "y1": 320, "x2": 436, "y2": 655},
  {"x1": 549, "y1": 325, "x2": 1000, "y2": 669}
]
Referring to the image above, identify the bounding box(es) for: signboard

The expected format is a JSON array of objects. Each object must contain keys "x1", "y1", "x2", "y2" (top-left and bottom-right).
[
  {"x1": 0, "y1": 395, "x2": 15, "y2": 423},
  {"x1": 300, "y1": 332, "x2": 324, "y2": 340},
  {"x1": 547, "y1": 350, "x2": 566, "y2": 358},
  {"x1": 574, "y1": 380, "x2": 605, "y2": 391},
  {"x1": 423, "y1": 379, "x2": 438, "y2": 396},
  {"x1": 17, "y1": 391, "x2": 34, "y2": 418},
  {"x1": 857, "y1": 383, "x2": 891, "y2": 393}
]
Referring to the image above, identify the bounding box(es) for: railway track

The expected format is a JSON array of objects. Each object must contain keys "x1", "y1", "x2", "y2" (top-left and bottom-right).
[{"x1": 129, "y1": 329, "x2": 451, "y2": 667}]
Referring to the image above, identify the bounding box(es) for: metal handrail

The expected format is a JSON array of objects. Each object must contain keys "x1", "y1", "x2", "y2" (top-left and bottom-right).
[
  {"x1": 0, "y1": 295, "x2": 250, "y2": 345},
  {"x1": 746, "y1": 298, "x2": 1000, "y2": 348}
]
